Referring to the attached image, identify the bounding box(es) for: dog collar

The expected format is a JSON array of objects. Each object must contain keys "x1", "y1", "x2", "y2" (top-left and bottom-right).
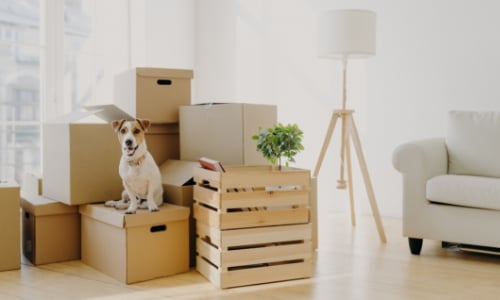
[{"x1": 127, "y1": 154, "x2": 146, "y2": 167}]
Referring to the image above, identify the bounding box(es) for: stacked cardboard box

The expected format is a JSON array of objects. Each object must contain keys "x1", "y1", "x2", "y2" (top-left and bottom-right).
[
  {"x1": 115, "y1": 68, "x2": 192, "y2": 123},
  {"x1": 179, "y1": 103, "x2": 277, "y2": 165}
]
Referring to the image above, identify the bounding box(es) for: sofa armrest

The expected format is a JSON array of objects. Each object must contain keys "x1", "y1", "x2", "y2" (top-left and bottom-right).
[
  {"x1": 393, "y1": 137, "x2": 448, "y2": 180},
  {"x1": 392, "y1": 138, "x2": 448, "y2": 238}
]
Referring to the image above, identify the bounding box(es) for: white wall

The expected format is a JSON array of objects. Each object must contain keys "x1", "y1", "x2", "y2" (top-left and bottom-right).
[
  {"x1": 143, "y1": 0, "x2": 500, "y2": 218},
  {"x1": 130, "y1": 0, "x2": 195, "y2": 69}
]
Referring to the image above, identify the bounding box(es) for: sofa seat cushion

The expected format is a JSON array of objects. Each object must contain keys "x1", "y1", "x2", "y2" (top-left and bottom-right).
[
  {"x1": 446, "y1": 111, "x2": 500, "y2": 177},
  {"x1": 427, "y1": 174, "x2": 500, "y2": 211}
]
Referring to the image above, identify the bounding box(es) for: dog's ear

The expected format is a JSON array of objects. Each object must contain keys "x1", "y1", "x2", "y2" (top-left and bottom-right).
[
  {"x1": 136, "y1": 119, "x2": 151, "y2": 131},
  {"x1": 112, "y1": 119, "x2": 126, "y2": 132}
]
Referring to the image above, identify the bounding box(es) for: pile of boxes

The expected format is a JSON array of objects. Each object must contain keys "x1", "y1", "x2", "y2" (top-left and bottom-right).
[
  {"x1": 19, "y1": 67, "x2": 195, "y2": 284},
  {"x1": 0, "y1": 66, "x2": 311, "y2": 288}
]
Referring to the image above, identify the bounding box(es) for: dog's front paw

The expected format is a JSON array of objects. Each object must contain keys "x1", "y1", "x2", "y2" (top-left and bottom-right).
[
  {"x1": 148, "y1": 202, "x2": 159, "y2": 212},
  {"x1": 114, "y1": 201, "x2": 130, "y2": 210},
  {"x1": 125, "y1": 209, "x2": 137, "y2": 214},
  {"x1": 104, "y1": 200, "x2": 117, "y2": 207}
]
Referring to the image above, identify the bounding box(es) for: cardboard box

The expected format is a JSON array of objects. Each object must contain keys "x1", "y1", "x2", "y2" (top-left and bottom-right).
[
  {"x1": 0, "y1": 180, "x2": 20, "y2": 271},
  {"x1": 80, "y1": 203, "x2": 190, "y2": 284},
  {"x1": 179, "y1": 103, "x2": 277, "y2": 165},
  {"x1": 159, "y1": 159, "x2": 199, "y2": 267},
  {"x1": 159, "y1": 160, "x2": 198, "y2": 207},
  {"x1": 21, "y1": 195, "x2": 80, "y2": 265},
  {"x1": 43, "y1": 117, "x2": 122, "y2": 205},
  {"x1": 43, "y1": 105, "x2": 179, "y2": 205},
  {"x1": 22, "y1": 172, "x2": 42, "y2": 196},
  {"x1": 145, "y1": 123, "x2": 180, "y2": 166},
  {"x1": 114, "y1": 68, "x2": 193, "y2": 123}
]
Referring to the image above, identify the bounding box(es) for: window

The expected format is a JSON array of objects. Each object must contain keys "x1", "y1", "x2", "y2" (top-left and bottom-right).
[
  {"x1": 0, "y1": 0, "x2": 42, "y2": 183},
  {"x1": 0, "y1": 0, "x2": 130, "y2": 184}
]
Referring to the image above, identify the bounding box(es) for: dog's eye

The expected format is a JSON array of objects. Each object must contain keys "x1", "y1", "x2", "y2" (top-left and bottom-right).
[
  {"x1": 120, "y1": 128, "x2": 127, "y2": 134},
  {"x1": 133, "y1": 128, "x2": 141, "y2": 135}
]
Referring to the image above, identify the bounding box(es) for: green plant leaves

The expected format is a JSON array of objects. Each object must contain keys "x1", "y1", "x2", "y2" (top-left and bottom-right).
[{"x1": 252, "y1": 123, "x2": 304, "y2": 170}]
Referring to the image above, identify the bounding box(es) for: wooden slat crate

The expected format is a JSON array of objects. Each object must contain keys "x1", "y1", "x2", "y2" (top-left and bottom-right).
[
  {"x1": 193, "y1": 166, "x2": 311, "y2": 230},
  {"x1": 196, "y1": 222, "x2": 313, "y2": 289},
  {"x1": 193, "y1": 165, "x2": 313, "y2": 288}
]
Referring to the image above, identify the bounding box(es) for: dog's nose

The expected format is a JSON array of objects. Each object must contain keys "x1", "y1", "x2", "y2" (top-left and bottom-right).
[{"x1": 125, "y1": 139, "x2": 133, "y2": 146}]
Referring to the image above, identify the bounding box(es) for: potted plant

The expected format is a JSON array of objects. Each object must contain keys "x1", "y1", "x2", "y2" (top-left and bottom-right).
[{"x1": 252, "y1": 123, "x2": 304, "y2": 170}]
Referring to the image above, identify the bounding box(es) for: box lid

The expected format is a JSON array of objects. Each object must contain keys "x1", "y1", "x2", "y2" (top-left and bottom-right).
[
  {"x1": 21, "y1": 194, "x2": 78, "y2": 216},
  {"x1": 188, "y1": 102, "x2": 276, "y2": 108},
  {"x1": 0, "y1": 179, "x2": 18, "y2": 188},
  {"x1": 136, "y1": 67, "x2": 193, "y2": 79},
  {"x1": 79, "y1": 203, "x2": 189, "y2": 228},
  {"x1": 159, "y1": 160, "x2": 198, "y2": 187}
]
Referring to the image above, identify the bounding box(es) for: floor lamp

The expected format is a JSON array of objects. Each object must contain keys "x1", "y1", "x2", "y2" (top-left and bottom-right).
[{"x1": 315, "y1": 9, "x2": 387, "y2": 243}]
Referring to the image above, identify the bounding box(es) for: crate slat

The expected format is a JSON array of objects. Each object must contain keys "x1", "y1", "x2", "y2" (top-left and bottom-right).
[
  {"x1": 220, "y1": 223, "x2": 312, "y2": 249},
  {"x1": 197, "y1": 256, "x2": 313, "y2": 289},
  {"x1": 194, "y1": 202, "x2": 309, "y2": 230},
  {"x1": 194, "y1": 166, "x2": 310, "y2": 191},
  {"x1": 194, "y1": 187, "x2": 309, "y2": 211},
  {"x1": 220, "y1": 242, "x2": 313, "y2": 270}
]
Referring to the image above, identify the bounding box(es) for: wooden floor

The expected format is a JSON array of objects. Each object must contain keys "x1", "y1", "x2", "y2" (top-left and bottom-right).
[{"x1": 2, "y1": 213, "x2": 500, "y2": 299}]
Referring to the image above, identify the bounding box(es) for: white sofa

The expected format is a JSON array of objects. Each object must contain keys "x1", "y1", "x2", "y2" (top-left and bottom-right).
[{"x1": 393, "y1": 111, "x2": 500, "y2": 255}]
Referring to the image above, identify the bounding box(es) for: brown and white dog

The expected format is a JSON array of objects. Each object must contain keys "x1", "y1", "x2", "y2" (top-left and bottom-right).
[{"x1": 105, "y1": 119, "x2": 163, "y2": 214}]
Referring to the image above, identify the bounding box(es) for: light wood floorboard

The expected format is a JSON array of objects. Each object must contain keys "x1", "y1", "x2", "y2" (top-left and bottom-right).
[{"x1": 2, "y1": 213, "x2": 500, "y2": 299}]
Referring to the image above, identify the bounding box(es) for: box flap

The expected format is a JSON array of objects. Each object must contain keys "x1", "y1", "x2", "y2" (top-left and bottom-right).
[
  {"x1": 79, "y1": 203, "x2": 189, "y2": 228},
  {"x1": 44, "y1": 104, "x2": 132, "y2": 124},
  {"x1": 159, "y1": 160, "x2": 198, "y2": 187},
  {"x1": 21, "y1": 194, "x2": 78, "y2": 216},
  {"x1": 84, "y1": 104, "x2": 134, "y2": 122},
  {"x1": 136, "y1": 67, "x2": 193, "y2": 79},
  {"x1": 45, "y1": 110, "x2": 97, "y2": 123}
]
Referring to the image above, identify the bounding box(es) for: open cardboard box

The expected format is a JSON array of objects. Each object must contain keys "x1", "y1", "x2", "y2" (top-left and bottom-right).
[
  {"x1": 159, "y1": 159, "x2": 199, "y2": 266},
  {"x1": 43, "y1": 104, "x2": 179, "y2": 205}
]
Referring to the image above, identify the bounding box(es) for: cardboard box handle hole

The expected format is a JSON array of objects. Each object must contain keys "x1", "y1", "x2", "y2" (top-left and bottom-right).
[
  {"x1": 157, "y1": 79, "x2": 172, "y2": 86},
  {"x1": 150, "y1": 224, "x2": 167, "y2": 233}
]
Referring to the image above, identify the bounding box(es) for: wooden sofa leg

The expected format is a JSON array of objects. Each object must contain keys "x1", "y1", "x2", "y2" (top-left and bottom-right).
[{"x1": 408, "y1": 238, "x2": 423, "y2": 255}]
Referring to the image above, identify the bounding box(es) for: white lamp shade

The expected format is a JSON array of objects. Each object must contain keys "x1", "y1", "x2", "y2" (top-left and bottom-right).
[{"x1": 318, "y1": 9, "x2": 376, "y2": 59}]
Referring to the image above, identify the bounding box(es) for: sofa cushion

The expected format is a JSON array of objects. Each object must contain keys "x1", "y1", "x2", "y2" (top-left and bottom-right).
[
  {"x1": 447, "y1": 110, "x2": 500, "y2": 177},
  {"x1": 427, "y1": 174, "x2": 500, "y2": 211}
]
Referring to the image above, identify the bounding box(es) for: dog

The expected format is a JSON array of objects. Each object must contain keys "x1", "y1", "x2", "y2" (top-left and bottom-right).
[{"x1": 105, "y1": 118, "x2": 163, "y2": 214}]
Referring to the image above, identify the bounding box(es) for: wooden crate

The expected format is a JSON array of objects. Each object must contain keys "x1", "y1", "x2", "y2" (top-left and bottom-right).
[
  {"x1": 193, "y1": 165, "x2": 311, "y2": 230},
  {"x1": 193, "y1": 165, "x2": 313, "y2": 288},
  {"x1": 196, "y1": 222, "x2": 313, "y2": 289}
]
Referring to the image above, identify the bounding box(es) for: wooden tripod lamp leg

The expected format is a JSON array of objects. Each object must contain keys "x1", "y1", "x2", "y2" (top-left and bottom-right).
[
  {"x1": 346, "y1": 115, "x2": 387, "y2": 243},
  {"x1": 344, "y1": 129, "x2": 356, "y2": 226},
  {"x1": 313, "y1": 111, "x2": 340, "y2": 177}
]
